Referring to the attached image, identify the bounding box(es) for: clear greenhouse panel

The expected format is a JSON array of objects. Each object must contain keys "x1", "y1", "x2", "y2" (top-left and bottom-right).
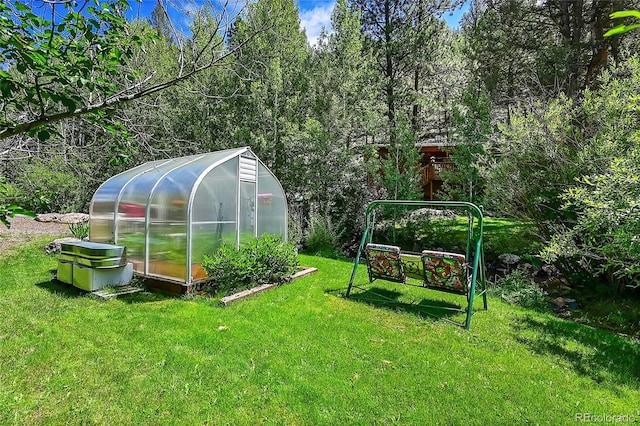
[
  {"x1": 191, "y1": 157, "x2": 238, "y2": 223},
  {"x1": 147, "y1": 170, "x2": 192, "y2": 281},
  {"x1": 90, "y1": 159, "x2": 168, "y2": 243},
  {"x1": 115, "y1": 155, "x2": 202, "y2": 273},
  {"x1": 257, "y1": 163, "x2": 287, "y2": 239},
  {"x1": 239, "y1": 181, "x2": 256, "y2": 246},
  {"x1": 189, "y1": 158, "x2": 239, "y2": 279},
  {"x1": 88, "y1": 147, "x2": 287, "y2": 285}
]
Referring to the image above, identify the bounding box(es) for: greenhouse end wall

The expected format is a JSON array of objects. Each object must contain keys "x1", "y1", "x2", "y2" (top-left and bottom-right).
[{"x1": 89, "y1": 147, "x2": 288, "y2": 286}]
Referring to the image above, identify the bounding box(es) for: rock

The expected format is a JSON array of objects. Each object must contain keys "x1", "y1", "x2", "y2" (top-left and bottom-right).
[
  {"x1": 35, "y1": 213, "x2": 62, "y2": 223},
  {"x1": 44, "y1": 237, "x2": 81, "y2": 254},
  {"x1": 518, "y1": 262, "x2": 536, "y2": 275},
  {"x1": 551, "y1": 296, "x2": 566, "y2": 308},
  {"x1": 498, "y1": 253, "x2": 521, "y2": 265},
  {"x1": 563, "y1": 298, "x2": 579, "y2": 309},
  {"x1": 541, "y1": 277, "x2": 572, "y2": 296},
  {"x1": 36, "y1": 213, "x2": 89, "y2": 224},
  {"x1": 557, "y1": 310, "x2": 572, "y2": 319},
  {"x1": 58, "y1": 213, "x2": 89, "y2": 224},
  {"x1": 408, "y1": 208, "x2": 456, "y2": 220},
  {"x1": 540, "y1": 264, "x2": 559, "y2": 277}
]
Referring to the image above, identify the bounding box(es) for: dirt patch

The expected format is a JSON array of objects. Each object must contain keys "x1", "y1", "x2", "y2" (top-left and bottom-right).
[{"x1": 0, "y1": 214, "x2": 71, "y2": 253}]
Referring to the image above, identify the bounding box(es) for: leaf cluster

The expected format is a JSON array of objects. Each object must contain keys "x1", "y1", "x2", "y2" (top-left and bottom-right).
[
  {"x1": 0, "y1": 176, "x2": 34, "y2": 228},
  {"x1": 0, "y1": 0, "x2": 147, "y2": 140},
  {"x1": 201, "y1": 234, "x2": 298, "y2": 295}
]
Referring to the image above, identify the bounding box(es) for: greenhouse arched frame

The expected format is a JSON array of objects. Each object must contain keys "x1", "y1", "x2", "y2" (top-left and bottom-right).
[{"x1": 89, "y1": 147, "x2": 288, "y2": 288}]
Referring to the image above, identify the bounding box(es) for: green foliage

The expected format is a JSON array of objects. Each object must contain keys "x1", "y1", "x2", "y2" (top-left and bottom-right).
[
  {"x1": 481, "y1": 95, "x2": 583, "y2": 235},
  {"x1": 367, "y1": 120, "x2": 423, "y2": 201},
  {"x1": 490, "y1": 270, "x2": 548, "y2": 312},
  {"x1": 304, "y1": 214, "x2": 344, "y2": 259},
  {"x1": 201, "y1": 234, "x2": 298, "y2": 294},
  {"x1": 0, "y1": 0, "x2": 146, "y2": 139},
  {"x1": 0, "y1": 176, "x2": 34, "y2": 228},
  {"x1": 464, "y1": 0, "x2": 628, "y2": 101},
  {"x1": 486, "y1": 57, "x2": 640, "y2": 290},
  {"x1": 605, "y1": 10, "x2": 640, "y2": 36},
  {"x1": 441, "y1": 88, "x2": 492, "y2": 204},
  {"x1": 13, "y1": 157, "x2": 88, "y2": 213},
  {"x1": 68, "y1": 221, "x2": 90, "y2": 240},
  {"x1": 542, "y1": 150, "x2": 640, "y2": 292}
]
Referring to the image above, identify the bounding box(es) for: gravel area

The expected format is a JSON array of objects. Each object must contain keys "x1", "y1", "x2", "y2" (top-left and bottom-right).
[{"x1": 0, "y1": 214, "x2": 71, "y2": 253}]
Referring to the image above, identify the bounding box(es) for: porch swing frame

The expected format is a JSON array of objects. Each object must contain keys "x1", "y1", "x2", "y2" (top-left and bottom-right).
[{"x1": 346, "y1": 200, "x2": 488, "y2": 329}]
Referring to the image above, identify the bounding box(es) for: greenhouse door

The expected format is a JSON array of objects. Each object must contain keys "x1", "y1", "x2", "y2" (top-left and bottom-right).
[{"x1": 239, "y1": 181, "x2": 256, "y2": 245}]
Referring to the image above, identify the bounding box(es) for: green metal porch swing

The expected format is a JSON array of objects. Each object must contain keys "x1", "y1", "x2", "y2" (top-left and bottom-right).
[{"x1": 346, "y1": 200, "x2": 488, "y2": 329}]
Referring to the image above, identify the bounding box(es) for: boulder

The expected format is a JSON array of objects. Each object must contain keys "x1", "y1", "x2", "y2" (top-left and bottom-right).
[
  {"x1": 44, "y1": 237, "x2": 81, "y2": 254},
  {"x1": 35, "y1": 213, "x2": 62, "y2": 223},
  {"x1": 498, "y1": 253, "x2": 521, "y2": 266},
  {"x1": 518, "y1": 262, "x2": 536, "y2": 276},
  {"x1": 36, "y1": 213, "x2": 89, "y2": 224},
  {"x1": 58, "y1": 213, "x2": 89, "y2": 224},
  {"x1": 536, "y1": 264, "x2": 559, "y2": 278}
]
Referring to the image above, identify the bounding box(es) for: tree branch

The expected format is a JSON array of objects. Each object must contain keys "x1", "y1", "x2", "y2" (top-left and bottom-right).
[{"x1": 0, "y1": 21, "x2": 270, "y2": 141}]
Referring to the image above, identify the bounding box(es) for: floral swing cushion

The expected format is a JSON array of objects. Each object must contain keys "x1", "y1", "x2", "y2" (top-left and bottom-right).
[
  {"x1": 421, "y1": 250, "x2": 468, "y2": 294},
  {"x1": 365, "y1": 244, "x2": 405, "y2": 283}
]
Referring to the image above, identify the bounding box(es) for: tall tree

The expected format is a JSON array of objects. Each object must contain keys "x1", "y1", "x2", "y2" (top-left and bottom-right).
[
  {"x1": 228, "y1": 0, "x2": 310, "y2": 178},
  {"x1": 351, "y1": 0, "x2": 459, "y2": 142},
  {"x1": 464, "y1": 0, "x2": 636, "y2": 105}
]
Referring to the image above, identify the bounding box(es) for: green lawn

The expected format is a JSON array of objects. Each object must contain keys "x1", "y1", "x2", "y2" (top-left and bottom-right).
[
  {"x1": 1, "y1": 238, "x2": 639, "y2": 425},
  {"x1": 374, "y1": 215, "x2": 542, "y2": 260}
]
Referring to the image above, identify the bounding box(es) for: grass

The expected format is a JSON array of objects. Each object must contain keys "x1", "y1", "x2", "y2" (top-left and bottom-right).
[
  {"x1": 1, "y1": 237, "x2": 639, "y2": 424},
  {"x1": 374, "y1": 215, "x2": 541, "y2": 260}
]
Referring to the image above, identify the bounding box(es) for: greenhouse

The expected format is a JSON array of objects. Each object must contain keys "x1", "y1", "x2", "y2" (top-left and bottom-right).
[{"x1": 89, "y1": 147, "x2": 287, "y2": 287}]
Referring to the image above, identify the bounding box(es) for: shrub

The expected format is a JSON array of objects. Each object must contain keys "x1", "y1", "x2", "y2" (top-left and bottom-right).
[
  {"x1": 13, "y1": 158, "x2": 89, "y2": 213},
  {"x1": 542, "y1": 150, "x2": 640, "y2": 293},
  {"x1": 68, "y1": 220, "x2": 90, "y2": 239},
  {"x1": 202, "y1": 244, "x2": 253, "y2": 292},
  {"x1": 304, "y1": 214, "x2": 343, "y2": 258},
  {"x1": 490, "y1": 270, "x2": 548, "y2": 312},
  {"x1": 0, "y1": 176, "x2": 34, "y2": 228},
  {"x1": 201, "y1": 234, "x2": 298, "y2": 295}
]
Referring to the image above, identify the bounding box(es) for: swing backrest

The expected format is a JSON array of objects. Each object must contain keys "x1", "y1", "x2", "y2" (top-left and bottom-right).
[
  {"x1": 399, "y1": 252, "x2": 424, "y2": 281},
  {"x1": 421, "y1": 250, "x2": 468, "y2": 295},
  {"x1": 365, "y1": 243, "x2": 405, "y2": 283}
]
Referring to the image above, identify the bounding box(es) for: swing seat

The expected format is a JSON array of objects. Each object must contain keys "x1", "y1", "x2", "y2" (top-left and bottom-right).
[
  {"x1": 347, "y1": 200, "x2": 487, "y2": 330},
  {"x1": 364, "y1": 243, "x2": 405, "y2": 283},
  {"x1": 421, "y1": 250, "x2": 468, "y2": 295}
]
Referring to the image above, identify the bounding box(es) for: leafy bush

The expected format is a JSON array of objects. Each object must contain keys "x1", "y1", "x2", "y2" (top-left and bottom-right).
[
  {"x1": 13, "y1": 157, "x2": 89, "y2": 213},
  {"x1": 201, "y1": 234, "x2": 298, "y2": 295},
  {"x1": 542, "y1": 150, "x2": 640, "y2": 293},
  {"x1": 481, "y1": 58, "x2": 640, "y2": 291},
  {"x1": 0, "y1": 176, "x2": 35, "y2": 228},
  {"x1": 490, "y1": 270, "x2": 548, "y2": 312},
  {"x1": 304, "y1": 214, "x2": 343, "y2": 258},
  {"x1": 68, "y1": 220, "x2": 90, "y2": 239}
]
